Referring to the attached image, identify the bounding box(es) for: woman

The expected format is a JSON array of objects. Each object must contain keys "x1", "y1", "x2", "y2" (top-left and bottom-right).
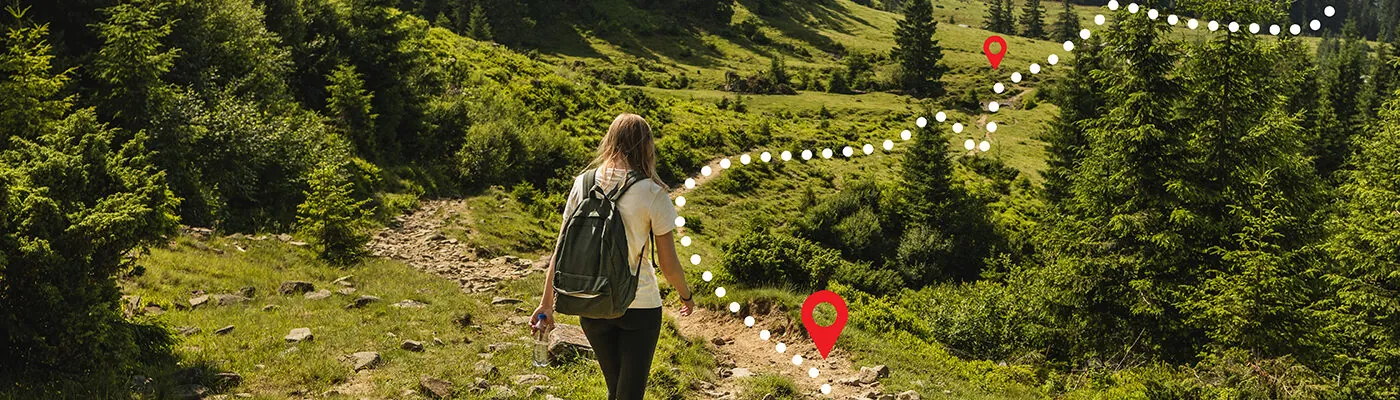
[{"x1": 531, "y1": 113, "x2": 696, "y2": 400}]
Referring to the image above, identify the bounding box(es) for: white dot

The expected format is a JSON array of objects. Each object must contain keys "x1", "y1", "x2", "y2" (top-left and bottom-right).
[
  {"x1": 988, "y1": 101, "x2": 1000, "y2": 112},
  {"x1": 1063, "y1": 41, "x2": 1075, "y2": 52},
  {"x1": 675, "y1": 196, "x2": 686, "y2": 207},
  {"x1": 1290, "y1": 24, "x2": 1301, "y2": 35},
  {"x1": 1107, "y1": 0, "x2": 1118, "y2": 11},
  {"x1": 1148, "y1": 9, "x2": 1158, "y2": 19},
  {"x1": 935, "y1": 111, "x2": 947, "y2": 122},
  {"x1": 744, "y1": 316, "x2": 755, "y2": 327},
  {"x1": 1048, "y1": 54, "x2": 1059, "y2": 65},
  {"x1": 1228, "y1": 22, "x2": 1239, "y2": 32},
  {"x1": 729, "y1": 302, "x2": 740, "y2": 313},
  {"x1": 1011, "y1": 72, "x2": 1023, "y2": 83},
  {"x1": 821, "y1": 384, "x2": 832, "y2": 394},
  {"x1": 979, "y1": 140, "x2": 991, "y2": 152},
  {"x1": 1189, "y1": 19, "x2": 1199, "y2": 30},
  {"x1": 841, "y1": 146, "x2": 853, "y2": 158},
  {"x1": 690, "y1": 254, "x2": 701, "y2": 265},
  {"x1": 681, "y1": 236, "x2": 692, "y2": 246},
  {"x1": 1095, "y1": 14, "x2": 1105, "y2": 25},
  {"x1": 993, "y1": 82, "x2": 1005, "y2": 93},
  {"x1": 1325, "y1": 6, "x2": 1335, "y2": 17},
  {"x1": 821, "y1": 148, "x2": 833, "y2": 159},
  {"x1": 702, "y1": 270, "x2": 712, "y2": 281},
  {"x1": 952, "y1": 123, "x2": 964, "y2": 133},
  {"x1": 963, "y1": 139, "x2": 976, "y2": 150},
  {"x1": 676, "y1": 216, "x2": 687, "y2": 227},
  {"x1": 775, "y1": 342, "x2": 786, "y2": 353},
  {"x1": 1249, "y1": 23, "x2": 1259, "y2": 34},
  {"x1": 759, "y1": 330, "x2": 771, "y2": 341},
  {"x1": 801, "y1": 150, "x2": 813, "y2": 160},
  {"x1": 916, "y1": 117, "x2": 927, "y2": 128},
  {"x1": 701, "y1": 166, "x2": 712, "y2": 176},
  {"x1": 1127, "y1": 3, "x2": 1138, "y2": 13},
  {"x1": 684, "y1": 178, "x2": 696, "y2": 189},
  {"x1": 719, "y1": 158, "x2": 731, "y2": 169},
  {"x1": 986, "y1": 121, "x2": 998, "y2": 133},
  {"x1": 808, "y1": 368, "x2": 820, "y2": 378},
  {"x1": 1168, "y1": 15, "x2": 1179, "y2": 25},
  {"x1": 1080, "y1": 29, "x2": 1092, "y2": 39},
  {"x1": 1209, "y1": 20, "x2": 1219, "y2": 31},
  {"x1": 1270, "y1": 24, "x2": 1280, "y2": 35},
  {"x1": 900, "y1": 130, "x2": 911, "y2": 141},
  {"x1": 780, "y1": 150, "x2": 792, "y2": 161},
  {"x1": 1030, "y1": 63, "x2": 1041, "y2": 74},
  {"x1": 760, "y1": 152, "x2": 771, "y2": 162},
  {"x1": 1311, "y1": 20, "x2": 1321, "y2": 31},
  {"x1": 715, "y1": 287, "x2": 726, "y2": 298},
  {"x1": 862, "y1": 144, "x2": 874, "y2": 155},
  {"x1": 791, "y1": 355, "x2": 803, "y2": 366},
  {"x1": 739, "y1": 154, "x2": 751, "y2": 165},
  {"x1": 882, "y1": 140, "x2": 893, "y2": 151}
]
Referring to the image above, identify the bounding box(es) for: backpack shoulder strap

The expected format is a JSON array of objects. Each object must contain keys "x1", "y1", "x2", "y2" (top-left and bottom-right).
[{"x1": 605, "y1": 170, "x2": 650, "y2": 201}]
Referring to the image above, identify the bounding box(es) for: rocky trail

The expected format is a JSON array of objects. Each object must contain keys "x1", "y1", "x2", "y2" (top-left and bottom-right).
[{"x1": 367, "y1": 164, "x2": 909, "y2": 399}]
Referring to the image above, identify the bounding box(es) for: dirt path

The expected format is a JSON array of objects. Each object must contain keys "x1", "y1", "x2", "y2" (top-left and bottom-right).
[{"x1": 369, "y1": 158, "x2": 883, "y2": 399}]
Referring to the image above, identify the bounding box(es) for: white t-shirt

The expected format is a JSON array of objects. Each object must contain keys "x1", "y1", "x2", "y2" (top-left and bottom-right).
[{"x1": 560, "y1": 168, "x2": 678, "y2": 309}]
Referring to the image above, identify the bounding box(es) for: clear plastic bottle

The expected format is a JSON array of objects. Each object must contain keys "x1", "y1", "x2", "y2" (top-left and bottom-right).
[{"x1": 532, "y1": 314, "x2": 551, "y2": 367}]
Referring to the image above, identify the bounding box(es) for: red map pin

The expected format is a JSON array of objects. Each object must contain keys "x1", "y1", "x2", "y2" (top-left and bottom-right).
[
  {"x1": 984, "y1": 36, "x2": 1008, "y2": 69},
  {"x1": 801, "y1": 290, "x2": 848, "y2": 359}
]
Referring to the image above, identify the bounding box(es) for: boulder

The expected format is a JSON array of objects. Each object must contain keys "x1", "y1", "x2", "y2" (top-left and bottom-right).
[
  {"x1": 548, "y1": 324, "x2": 594, "y2": 362},
  {"x1": 512, "y1": 374, "x2": 547, "y2": 385},
  {"x1": 896, "y1": 390, "x2": 921, "y2": 400},
  {"x1": 285, "y1": 327, "x2": 313, "y2": 343},
  {"x1": 215, "y1": 293, "x2": 250, "y2": 306},
  {"x1": 419, "y1": 376, "x2": 453, "y2": 399},
  {"x1": 347, "y1": 295, "x2": 380, "y2": 309},
  {"x1": 278, "y1": 281, "x2": 314, "y2": 295},
  {"x1": 214, "y1": 372, "x2": 243, "y2": 388},
  {"x1": 189, "y1": 295, "x2": 210, "y2": 309},
  {"x1": 402, "y1": 340, "x2": 424, "y2": 352},
  {"x1": 304, "y1": 289, "x2": 332, "y2": 300},
  {"x1": 214, "y1": 325, "x2": 235, "y2": 335},
  {"x1": 349, "y1": 351, "x2": 381, "y2": 371},
  {"x1": 473, "y1": 360, "x2": 500, "y2": 379},
  {"x1": 490, "y1": 297, "x2": 522, "y2": 305}
]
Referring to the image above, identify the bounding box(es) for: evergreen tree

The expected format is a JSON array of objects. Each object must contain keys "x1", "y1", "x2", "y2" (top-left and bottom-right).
[
  {"x1": 296, "y1": 161, "x2": 374, "y2": 266},
  {"x1": 983, "y1": 0, "x2": 1016, "y2": 34},
  {"x1": 1311, "y1": 33, "x2": 1371, "y2": 180},
  {"x1": 89, "y1": 0, "x2": 178, "y2": 131},
  {"x1": 768, "y1": 55, "x2": 789, "y2": 87},
  {"x1": 325, "y1": 63, "x2": 378, "y2": 158},
  {"x1": 1051, "y1": 0, "x2": 1080, "y2": 42},
  {"x1": 892, "y1": 0, "x2": 948, "y2": 97},
  {"x1": 1040, "y1": 34, "x2": 1103, "y2": 204},
  {"x1": 466, "y1": 3, "x2": 492, "y2": 41},
  {"x1": 1020, "y1": 0, "x2": 1047, "y2": 38}
]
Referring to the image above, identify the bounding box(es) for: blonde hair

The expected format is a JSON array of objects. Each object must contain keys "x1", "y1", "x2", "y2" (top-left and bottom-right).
[{"x1": 589, "y1": 113, "x2": 665, "y2": 186}]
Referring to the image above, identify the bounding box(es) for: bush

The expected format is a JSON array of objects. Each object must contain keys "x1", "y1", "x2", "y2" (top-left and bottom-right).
[
  {"x1": 722, "y1": 226, "x2": 842, "y2": 290},
  {"x1": 297, "y1": 161, "x2": 375, "y2": 266}
]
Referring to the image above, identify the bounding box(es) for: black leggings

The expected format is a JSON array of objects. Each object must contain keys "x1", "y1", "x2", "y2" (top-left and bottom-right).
[{"x1": 580, "y1": 307, "x2": 662, "y2": 400}]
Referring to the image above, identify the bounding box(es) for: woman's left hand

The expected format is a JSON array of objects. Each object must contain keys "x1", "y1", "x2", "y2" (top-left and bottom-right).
[{"x1": 678, "y1": 298, "x2": 695, "y2": 317}]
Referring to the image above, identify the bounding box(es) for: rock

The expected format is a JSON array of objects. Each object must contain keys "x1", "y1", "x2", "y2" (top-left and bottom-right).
[
  {"x1": 142, "y1": 305, "x2": 165, "y2": 316},
  {"x1": 214, "y1": 325, "x2": 235, "y2": 335},
  {"x1": 304, "y1": 289, "x2": 332, "y2": 300},
  {"x1": 333, "y1": 275, "x2": 354, "y2": 287},
  {"x1": 512, "y1": 374, "x2": 548, "y2": 385},
  {"x1": 276, "y1": 233, "x2": 292, "y2": 242},
  {"x1": 348, "y1": 351, "x2": 381, "y2": 371},
  {"x1": 402, "y1": 340, "x2": 424, "y2": 352},
  {"x1": 262, "y1": 304, "x2": 279, "y2": 312},
  {"x1": 420, "y1": 376, "x2": 454, "y2": 399},
  {"x1": 278, "y1": 281, "x2": 315, "y2": 295},
  {"x1": 288, "y1": 241, "x2": 308, "y2": 247},
  {"x1": 545, "y1": 396, "x2": 566, "y2": 400},
  {"x1": 189, "y1": 295, "x2": 210, "y2": 308},
  {"x1": 433, "y1": 337, "x2": 445, "y2": 346},
  {"x1": 177, "y1": 326, "x2": 201, "y2": 336},
  {"x1": 844, "y1": 365, "x2": 890, "y2": 385},
  {"x1": 285, "y1": 327, "x2": 313, "y2": 343},
  {"x1": 391, "y1": 299, "x2": 428, "y2": 308},
  {"x1": 711, "y1": 336, "x2": 727, "y2": 346},
  {"x1": 215, "y1": 293, "x2": 250, "y2": 306},
  {"x1": 896, "y1": 390, "x2": 921, "y2": 400},
  {"x1": 729, "y1": 368, "x2": 753, "y2": 378},
  {"x1": 130, "y1": 375, "x2": 155, "y2": 397},
  {"x1": 172, "y1": 384, "x2": 209, "y2": 400},
  {"x1": 548, "y1": 324, "x2": 594, "y2": 362},
  {"x1": 238, "y1": 286, "x2": 256, "y2": 298},
  {"x1": 474, "y1": 377, "x2": 488, "y2": 389},
  {"x1": 336, "y1": 287, "x2": 357, "y2": 295},
  {"x1": 214, "y1": 372, "x2": 243, "y2": 388},
  {"x1": 473, "y1": 360, "x2": 500, "y2": 379},
  {"x1": 347, "y1": 295, "x2": 380, "y2": 309},
  {"x1": 490, "y1": 296, "x2": 522, "y2": 305},
  {"x1": 488, "y1": 385, "x2": 517, "y2": 399}
]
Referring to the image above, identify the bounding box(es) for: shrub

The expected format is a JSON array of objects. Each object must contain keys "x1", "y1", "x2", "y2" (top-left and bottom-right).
[
  {"x1": 297, "y1": 161, "x2": 375, "y2": 266},
  {"x1": 722, "y1": 226, "x2": 842, "y2": 290}
]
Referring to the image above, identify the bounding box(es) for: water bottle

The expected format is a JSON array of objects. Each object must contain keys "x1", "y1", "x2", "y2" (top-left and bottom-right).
[{"x1": 532, "y1": 313, "x2": 551, "y2": 367}]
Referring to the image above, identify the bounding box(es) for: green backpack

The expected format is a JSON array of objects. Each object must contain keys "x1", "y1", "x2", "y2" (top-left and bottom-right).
[{"x1": 551, "y1": 169, "x2": 652, "y2": 319}]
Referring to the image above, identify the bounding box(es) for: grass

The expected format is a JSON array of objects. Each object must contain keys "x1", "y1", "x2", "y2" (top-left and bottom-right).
[
  {"x1": 122, "y1": 236, "x2": 716, "y2": 399},
  {"x1": 739, "y1": 374, "x2": 801, "y2": 400}
]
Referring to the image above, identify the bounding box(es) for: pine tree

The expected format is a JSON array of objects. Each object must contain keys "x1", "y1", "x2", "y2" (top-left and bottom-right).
[
  {"x1": 325, "y1": 63, "x2": 378, "y2": 157},
  {"x1": 297, "y1": 161, "x2": 374, "y2": 266},
  {"x1": 892, "y1": 0, "x2": 948, "y2": 97},
  {"x1": 1051, "y1": 0, "x2": 1081, "y2": 42},
  {"x1": 1040, "y1": 34, "x2": 1103, "y2": 204},
  {"x1": 769, "y1": 55, "x2": 789, "y2": 87},
  {"x1": 466, "y1": 3, "x2": 491, "y2": 41},
  {"x1": 1020, "y1": 0, "x2": 1047, "y2": 38},
  {"x1": 90, "y1": 0, "x2": 178, "y2": 130},
  {"x1": 983, "y1": 0, "x2": 1015, "y2": 34}
]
